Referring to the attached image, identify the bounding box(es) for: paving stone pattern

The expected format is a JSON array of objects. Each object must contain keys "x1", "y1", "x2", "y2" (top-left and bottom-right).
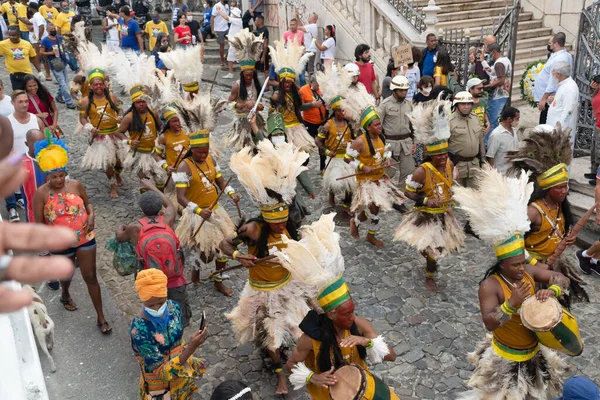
[{"x1": 2, "y1": 65, "x2": 600, "y2": 400}]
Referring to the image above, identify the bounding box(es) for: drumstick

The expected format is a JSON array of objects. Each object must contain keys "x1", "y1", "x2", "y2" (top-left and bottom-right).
[
  {"x1": 235, "y1": 202, "x2": 242, "y2": 219},
  {"x1": 335, "y1": 161, "x2": 403, "y2": 181},
  {"x1": 163, "y1": 146, "x2": 188, "y2": 188},
  {"x1": 207, "y1": 255, "x2": 278, "y2": 278},
  {"x1": 192, "y1": 176, "x2": 233, "y2": 237},
  {"x1": 547, "y1": 202, "x2": 598, "y2": 265}
]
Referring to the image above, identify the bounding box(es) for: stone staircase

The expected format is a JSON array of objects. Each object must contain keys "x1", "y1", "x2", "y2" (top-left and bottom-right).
[{"x1": 415, "y1": 0, "x2": 570, "y2": 107}]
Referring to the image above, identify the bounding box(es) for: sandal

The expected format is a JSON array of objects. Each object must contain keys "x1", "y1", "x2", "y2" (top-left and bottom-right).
[
  {"x1": 97, "y1": 321, "x2": 112, "y2": 335},
  {"x1": 59, "y1": 297, "x2": 78, "y2": 311}
]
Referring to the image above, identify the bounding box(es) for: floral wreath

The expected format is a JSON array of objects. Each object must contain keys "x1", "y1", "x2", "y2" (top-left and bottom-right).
[{"x1": 520, "y1": 60, "x2": 545, "y2": 108}]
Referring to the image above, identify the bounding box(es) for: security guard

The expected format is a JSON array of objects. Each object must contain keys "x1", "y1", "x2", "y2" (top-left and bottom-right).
[
  {"x1": 448, "y1": 91, "x2": 484, "y2": 188},
  {"x1": 379, "y1": 75, "x2": 415, "y2": 192}
]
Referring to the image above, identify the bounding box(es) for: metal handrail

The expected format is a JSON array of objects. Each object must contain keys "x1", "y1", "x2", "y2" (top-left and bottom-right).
[{"x1": 386, "y1": 0, "x2": 426, "y2": 33}]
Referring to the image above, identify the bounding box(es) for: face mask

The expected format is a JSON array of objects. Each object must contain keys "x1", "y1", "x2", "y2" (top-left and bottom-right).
[
  {"x1": 145, "y1": 302, "x2": 167, "y2": 317},
  {"x1": 152, "y1": 18, "x2": 159, "y2": 23},
  {"x1": 423, "y1": 87, "x2": 431, "y2": 95},
  {"x1": 62, "y1": 8, "x2": 69, "y2": 12},
  {"x1": 159, "y1": 44, "x2": 169, "y2": 52},
  {"x1": 547, "y1": 44, "x2": 552, "y2": 52},
  {"x1": 203, "y1": 3, "x2": 207, "y2": 7},
  {"x1": 187, "y1": 15, "x2": 193, "y2": 21},
  {"x1": 143, "y1": 302, "x2": 170, "y2": 331},
  {"x1": 271, "y1": 135, "x2": 285, "y2": 144},
  {"x1": 49, "y1": 30, "x2": 57, "y2": 36}
]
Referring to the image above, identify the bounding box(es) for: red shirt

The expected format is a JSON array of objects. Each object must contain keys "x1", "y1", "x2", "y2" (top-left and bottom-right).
[
  {"x1": 27, "y1": 93, "x2": 54, "y2": 126},
  {"x1": 592, "y1": 91, "x2": 600, "y2": 128},
  {"x1": 283, "y1": 30, "x2": 304, "y2": 46},
  {"x1": 174, "y1": 25, "x2": 192, "y2": 45},
  {"x1": 356, "y1": 62, "x2": 376, "y2": 94}
]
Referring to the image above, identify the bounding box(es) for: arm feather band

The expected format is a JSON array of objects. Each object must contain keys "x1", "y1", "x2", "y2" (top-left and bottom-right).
[
  {"x1": 185, "y1": 201, "x2": 199, "y2": 213},
  {"x1": 84, "y1": 123, "x2": 94, "y2": 133},
  {"x1": 289, "y1": 362, "x2": 313, "y2": 390},
  {"x1": 491, "y1": 305, "x2": 512, "y2": 328},
  {"x1": 172, "y1": 172, "x2": 190, "y2": 184},
  {"x1": 346, "y1": 144, "x2": 359, "y2": 158},
  {"x1": 349, "y1": 160, "x2": 360, "y2": 169},
  {"x1": 405, "y1": 175, "x2": 423, "y2": 190},
  {"x1": 549, "y1": 272, "x2": 570, "y2": 293},
  {"x1": 367, "y1": 335, "x2": 390, "y2": 364}
]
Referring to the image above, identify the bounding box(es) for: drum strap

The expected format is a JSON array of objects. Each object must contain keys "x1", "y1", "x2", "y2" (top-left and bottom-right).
[{"x1": 531, "y1": 202, "x2": 565, "y2": 240}]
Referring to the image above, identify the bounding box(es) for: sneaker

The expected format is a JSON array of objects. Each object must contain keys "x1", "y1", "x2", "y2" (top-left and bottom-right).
[
  {"x1": 8, "y1": 208, "x2": 20, "y2": 222},
  {"x1": 67, "y1": 103, "x2": 77, "y2": 110},
  {"x1": 589, "y1": 179, "x2": 597, "y2": 187},
  {"x1": 584, "y1": 173, "x2": 596, "y2": 179},
  {"x1": 55, "y1": 96, "x2": 65, "y2": 104},
  {"x1": 591, "y1": 263, "x2": 600, "y2": 276},
  {"x1": 392, "y1": 203, "x2": 409, "y2": 213},
  {"x1": 223, "y1": 73, "x2": 234, "y2": 79},
  {"x1": 47, "y1": 280, "x2": 60, "y2": 290},
  {"x1": 576, "y1": 250, "x2": 592, "y2": 275},
  {"x1": 16, "y1": 198, "x2": 25, "y2": 209}
]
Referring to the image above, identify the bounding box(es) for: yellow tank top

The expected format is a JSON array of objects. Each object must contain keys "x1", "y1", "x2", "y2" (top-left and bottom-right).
[
  {"x1": 247, "y1": 225, "x2": 291, "y2": 291},
  {"x1": 87, "y1": 96, "x2": 118, "y2": 134},
  {"x1": 164, "y1": 129, "x2": 190, "y2": 166},
  {"x1": 81, "y1": 81, "x2": 90, "y2": 99},
  {"x1": 491, "y1": 273, "x2": 538, "y2": 353},
  {"x1": 306, "y1": 330, "x2": 369, "y2": 400},
  {"x1": 524, "y1": 200, "x2": 565, "y2": 260},
  {"x1": 415, "y1": 160, "x2": 453, "y2": 214},
  {"x1": 127, "y1": 110, "x2": 158, "y2": 153},
  {"x1": 356, "y1": 134, "x2": 385, "y2": 183},
  {"x1": 276, "y1": 93, "x2": 300, "y2": 128},
  {"x1": 183, "y1": 157, "x2": 219, "y2": 209},
  {"x1": 323, "y1": 118, "x2": 352, "y2": 158}
]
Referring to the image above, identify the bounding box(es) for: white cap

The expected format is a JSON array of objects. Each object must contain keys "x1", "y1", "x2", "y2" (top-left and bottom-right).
[
  {"x1": 231, "y1": 7, "x2": 241, "y2": 17},
  {"x1": 466, "y1": 77, "x2": 483, "y2": 90},
  {"x1": 389, "y1": 75, "x2": 410, "y2": 90},
  {"x1": 344, "y1": 63, "x2": 360, "y2": 77},
  {"x1": 452, "y1": 91, "x2": 474, "y2": 106}
]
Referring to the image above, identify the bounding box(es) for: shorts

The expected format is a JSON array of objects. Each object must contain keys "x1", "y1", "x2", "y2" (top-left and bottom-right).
[
  {"x1": 51, "y1": 238, "x2": 97, "y2": 258},
  {"x1": 216, "y1": 30, "x2": 228, "y2": 44},
  {"x1": 227, "y1": 45, "x2": 236, "y2": 62}
]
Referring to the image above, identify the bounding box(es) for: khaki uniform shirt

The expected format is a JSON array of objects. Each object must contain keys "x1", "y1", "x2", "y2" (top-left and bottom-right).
[
  {"x1": 448, "y1": 111, "x2": 484, "y2": 182},
  {"x1": 379, "y1": 96, "x2": 413, "y2": 139}
]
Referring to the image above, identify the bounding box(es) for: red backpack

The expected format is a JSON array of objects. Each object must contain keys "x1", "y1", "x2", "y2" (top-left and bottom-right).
[{"x1": 136, "y1": 216, "x2": 187, "y2": 288}]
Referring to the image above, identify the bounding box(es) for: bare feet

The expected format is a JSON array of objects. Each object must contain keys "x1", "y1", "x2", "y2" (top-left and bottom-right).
[
  {"x1": 350, "y1": 218, "x2": 359, "y2": 239},
  {"x1": 275, "y1": 374, "x2": 289, "y2": 395},
  {"x1": 214, "y1": 280, "x2": 234, "y2": 297},
  {"x1": 425, "y1": 278, "x2": 440, "y2": 293},
  {"x1": 115, "y1": 174, "x2": 124, "y2": 186},
  {"x1": 110, "y1": 184, "x2": 118, "y2": 199},
  {"x1": 366, "y1": 232, "x2": 384, "y2": 248},
  {"x1": 328, "y1": 191, "x2": 335, "y2": 207},
  {"x1": 191, "y1": 270, "x2": 201, "y2": 286}
]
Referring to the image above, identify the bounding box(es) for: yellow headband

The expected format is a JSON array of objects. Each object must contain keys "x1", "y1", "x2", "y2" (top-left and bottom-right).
[
  {"x1": 537, "y1": 163, "x2": 569, "y2": 190},
  {"x1": 426, "y1": 139, "x2": 449, "y2": 156},
  {"x1": 317, "y1": 275, "x2": 351, "y2": 312},
  {"x1": 494, "y1": 232, "x2": 525, "y2": 261},
  {"x1": 135, "y1": 269, "x2": 168, "y2": 301},
  {"x1": 329, "y1": 95, "x2": 344, "y2": 110},
  {"x1": 278, "y1": 67, "x2": 296, "y2": 81},
  {"x1": 182, "y1": 81, "x2": 199, "y2": 92},
  {"x1": 260, "y1": 202, "x2": 289, "y2": 223},
  {"x1": 189, "y1": 129, "x2": 210, "y2": 148},
  {"x1": 360, "y1": 106, "x2": 379, "y2": 130}
]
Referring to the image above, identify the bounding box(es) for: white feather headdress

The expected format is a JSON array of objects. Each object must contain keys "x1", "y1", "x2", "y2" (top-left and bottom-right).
[
  {"x1": 408, "y1": 98, "x2": 452, "y2": 146},
  {"x1": 269, "y1": 38, "x2": 313, "y2": 78},
  {"x1": 315, "y1": 63, "x2": 351, "y2": 109},
  {"x1": 71, "y1": 22, "x2": 108, "y2": 77},
  {"x1": 230, "y1": 140, "x2": 308, "y2": 207},
  {"x1": 158, "y1": 46, "x2": 204, "y2": 91},
  {"x1": 111, "y1": 50, "x2": 159, "y2": 106},
  {"x1": 454, "y1": 165, "x2": 533, "y2": 259},
  {"x1": 340, "y1": 81, "x2": 377, "y2": 127},
  {"x1": 227, "y1": 28, "x2": 263, "y2": 65}
]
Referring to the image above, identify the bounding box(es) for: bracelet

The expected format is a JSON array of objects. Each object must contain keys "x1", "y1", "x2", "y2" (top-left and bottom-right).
[
  {"x1": 306, "y1": 371, "x2": 314, "y2": 383},
  {"x1": 423, "y1": 197, "x2": 429, "y2": 206},
  {"x1": 548, "y1": 284, "x2": 561, "y2": 298},
  {"x1": 365, "y1": 338, "x2": 374, "y2": 349},
  {"x1": 194, "y1": 206, "x2": 203, "y2": 215},
  {"x1": 127, "y1": 139, "x2": 132, "y2": 145},
  {"x1": 162, "y1": 163, "x2": 169, "y2": 170},
  {"x1": 358, "y1": 162, "x2": 364, "y2": 171},
  {"x1": 500, "y1": 300, "x2": 516, "y2": 317},
  {"x1": 325, "y1": 149, "x2": 331, "y2": 156},
  {"x1": 232, "y1": 250, "x2": 239, "y2": 260}
]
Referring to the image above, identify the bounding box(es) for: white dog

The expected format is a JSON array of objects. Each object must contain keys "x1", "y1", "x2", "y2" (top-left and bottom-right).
[{"x1": 23, "y1": 285, "x2": 56, "y2": 372}]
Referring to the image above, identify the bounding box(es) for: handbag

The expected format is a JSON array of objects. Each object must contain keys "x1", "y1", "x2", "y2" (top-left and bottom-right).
[
  {"x1": 49, "y1": 40, "x2": 66, "y2": 72},
  {"x1": 28, "y1": 94, "x2": 62, "y2": 138}
]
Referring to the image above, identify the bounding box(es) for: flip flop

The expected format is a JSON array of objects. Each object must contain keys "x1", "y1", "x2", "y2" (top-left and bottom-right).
[
  {"x1": 97, "y1": 321, "x2": 112, "y2": 335},
  {"x1": 59, "y1": 297, "x2": 78, "y2": 311}
]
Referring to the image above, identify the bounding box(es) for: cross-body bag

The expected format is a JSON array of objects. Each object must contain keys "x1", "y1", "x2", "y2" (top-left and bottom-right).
[
  {"x1": 29, "y1": 94, "x2": 63, "y2": 138},
  {"x1": 49, "y1": 39, "x2": 66, "y2": 72}
]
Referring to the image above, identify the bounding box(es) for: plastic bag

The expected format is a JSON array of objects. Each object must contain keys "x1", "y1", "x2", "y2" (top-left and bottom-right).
[{"x1": 105, "y1": 236, "x2": 139, "y2": 276}]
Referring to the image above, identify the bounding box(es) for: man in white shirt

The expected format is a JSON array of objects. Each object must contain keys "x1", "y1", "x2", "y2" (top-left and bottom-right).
[
  {"x1": 546, "y1": 61, "x2": 579, "y2": 150},
  {"x1": 298, "y1": 12, "x2": 318, "y2": 84},
  {"x1": 483, "y1": 43, "x2": 512, "y2": 144},
  {"x1": 486, "y1": 106, "x2": 520, "y2": 175},
  {"x1": 222, "y1": 6, "x2": 242, "y2": 79},
  {"x1": 20, "y1": 2, "x2": 51, "y2": 80},
  {"x1": 0, "y1": 80, "x2": 15, "y2": 117},
  {"x1": 533, "y1": 32, "x2": 573, "y2": 124},
  {"x1": 211, "y1": 0, "x2": 229, "y2": 67}
]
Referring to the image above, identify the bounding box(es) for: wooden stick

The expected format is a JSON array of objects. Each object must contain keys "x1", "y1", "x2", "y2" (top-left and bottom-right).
[
  {"x1": 163, "y1": 146, "x2": 188, "y2": 188},
  {"x1": 192, "y1": 176, "x2": 233, "y2": 237},
  {"x1": 235, "y1": 202, "x2": 242, "y2": 219},
  {"x1": 547, "y1": 202, "x2": 597, "y2": 265},
  {"x1": 208, "y1": 255, "x2": 278, "y2": 279},
  {"x1": 335, "y1": 160, "x2": 403, "y2": 181},
  {"x1": 209, "y1": 70, "x2": 219, "y2": 95},
  {"x1": 320, "y1": 124, "x2": 350, "y2": 176}
]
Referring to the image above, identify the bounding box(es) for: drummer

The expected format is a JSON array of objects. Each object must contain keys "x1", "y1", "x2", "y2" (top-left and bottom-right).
[
  {"x1": 453, "y1": 166, "x2": 571, "y2": 399},
  {"x1": 286, "y1": 276, "x2": 399, "y2": 399}
]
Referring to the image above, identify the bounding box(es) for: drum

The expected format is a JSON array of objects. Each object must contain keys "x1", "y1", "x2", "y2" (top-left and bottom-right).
[
  {"x1": 329, "y1": 364, "x2": 400, "y2": 400},
  {"x1": 520, "y1": 296, "x2": 583, "y2": 356}
]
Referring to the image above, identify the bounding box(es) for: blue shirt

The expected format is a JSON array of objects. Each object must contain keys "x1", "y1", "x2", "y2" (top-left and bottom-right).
[
  {"x1": 269, "y1": 63, "x2": 277, "y2": 80},
  {"x1": 422, "y1": 48, "x2": 437, "y2": 77},
  {"x1": 41, "y1": 36, "x2": 67, "y2": 62},
  {"x1": 172, "y1": 3, "x2": 188, "y2": 23},
  {"x1": 203, "y1": 7, "x2": 211, "y2": 26},
  {"x1": 120, "y1": 18, "x2": 141, "y2": 50}
]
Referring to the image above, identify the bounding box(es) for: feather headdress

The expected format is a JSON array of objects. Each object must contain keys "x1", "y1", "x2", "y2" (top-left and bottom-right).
[
  {"x1": 505, "y1": 123, "x2": 572, "y2": 190},
  {"x1": 70, "y1": 21, "x2": 109, "y2": 81},
  {"x1": 230, "y1": 140, "x2": 308, "y2": 222},
  {"x1": 408, "y1": 98, "x2": 452, "y2": 155},
  {"x1": 159, "y1": 46, "x2": 204, "y2": 92},
  {"x1": 454, "y1": 165, "x2": 533, "y2": 260},
  {"x1": 227, "y1": 28, "x2": 263, "y2": 71},
  {"x1": 269, "y1": 38, "x2": 312, "y2": 81},
  {"x1": 315, "y1": 63, "x2": 351, "y2": 110},
  {"x1": 111, "y1": 51, "x2": 159, "y2": 105}
]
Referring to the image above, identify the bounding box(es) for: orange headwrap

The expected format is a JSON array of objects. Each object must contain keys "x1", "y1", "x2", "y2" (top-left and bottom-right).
[{"x1": 135, "y1": 269, "x2": 168, "y2": 301}]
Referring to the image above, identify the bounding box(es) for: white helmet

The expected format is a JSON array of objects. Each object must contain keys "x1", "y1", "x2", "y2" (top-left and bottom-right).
[
  {"x1": 452, "y1": 91, "x2": 474, "y2": 106},
  {"x1": 344, "y1": 63, "x2": 360, "y2": 77},
  {"x1": 389, "y1": 75, "x2": 410, "y2": 90}
]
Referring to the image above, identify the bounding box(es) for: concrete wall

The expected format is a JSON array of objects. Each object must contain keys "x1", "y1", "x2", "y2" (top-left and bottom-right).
[{"x1": 522, "y1": 0, "x2": 595, "y2": 45}]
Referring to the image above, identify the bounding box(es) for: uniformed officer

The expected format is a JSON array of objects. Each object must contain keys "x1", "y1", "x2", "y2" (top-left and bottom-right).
[{"x1": 448, "y1": 91, "x2": 484, "y2": 188}]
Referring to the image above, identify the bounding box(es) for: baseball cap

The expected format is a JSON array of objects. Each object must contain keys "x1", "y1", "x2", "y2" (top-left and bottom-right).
[
  {"x1": 558, "y1": 376, "x2": 600, "y2": 400},
  {"x1": 466, "y1": 77, "x2": 483, "y2": 90}
]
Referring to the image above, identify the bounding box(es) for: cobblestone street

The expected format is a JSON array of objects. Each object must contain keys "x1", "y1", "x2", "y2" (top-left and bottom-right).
[{"x1": 2, "y1": 66, "x2": 600, "y2": 399}]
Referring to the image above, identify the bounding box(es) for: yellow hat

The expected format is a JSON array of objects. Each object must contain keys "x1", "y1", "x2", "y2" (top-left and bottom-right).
[
  {"x1": 537, "y1": 163, "x2": 568, "y2": 190},
  {"x1": 182, "y1": 81, "x2": 199, "y2": 93},
  {"x1": 317, "y1": 275, "x2": 351, "y2": 312},
  {"x1": 360, "y1": 106, "x2": 379, "y2": 130},
  {"x1": 278, "y1": 67, "x2": 296, "y2": 81},
  {"x1": 260, "y1": 202, "x2": 289, "y2": 223},
  {"x1": 189, "y1": 130, "x2": 210, "y2": 148},
  {"x1": 494, "y1": 232, "x2": 525, "y2": 261},
  {"x1": 426, "y1": 139, "x2": 449, "y2": 156},
  {"x1": 88, "y1": 68, "x2": 105, "y2": 82},
  {"x1": 130, "y1": 84, "x2": 145, "y2": 103},
  {"x1": 162, "y1": 105, "x2": 178, "y2": 123},
  {"x1": 34, "y1": 130, "x2": 69, "y2": 174},
  {"x1": 135, "y1": 269, "x2": 168, "y2": 301}
]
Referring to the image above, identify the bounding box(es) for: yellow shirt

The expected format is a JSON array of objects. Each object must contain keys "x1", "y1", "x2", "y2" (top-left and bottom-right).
[
  {"x1": 410, "y1": 160, "x2": 453, "y2": 214},
  {"x1": 126, "y1": 110, "x2": 158, "y2": 152},
  {"x1": 84, "y1": 95, "x2": 119, "y2": 134},
  {"x1": 164, "y1": 129, "x2": 189, "y2": 166},
  {"x1": 525, "y1": 199, "x2": 565, "y2": 260},
  {"x1": 38, "y1": 5, "x2": 59, "y2": 23},
  {"x1": 247, "y1": 225, "x2": 291, "y2": 290},
  {"x1": 181, "y1": 156, "x2": 220, "y2": 209},
  {"x1": 55, "y1": 11, "x2": 75, "y2": 35},
  {"x1": 144, "y1": 20, "x2": 168, "y2": 51},
  {"x1": 434, "y1": 66, "x2": 448, "y2": 87},
  {"x1": 0, "y1": 39, "x2": 35, "y2": 74},
  {"x1": 318, "y1": 118, "x2": 352, "y2": 157},
  {"x1": 355, "y1": 134, "x2": 385, "y2": 183},
  {"x1": 0, "y1": 2, "x2": 28, "y2": 32}
]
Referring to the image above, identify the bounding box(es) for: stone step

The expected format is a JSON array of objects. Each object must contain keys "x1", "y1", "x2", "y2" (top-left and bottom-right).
[
  {"x1": 515, "y1": 45, "x2": 550, "y2": 59},
  {"x1": 414, "y1": 0, "x2": 511, "y2": 6},
  {"x1": 437, "y1": 7, "x2": 515, "y2": 23},
  {"x1": 435, "y1": 0, "x2": 512, "y2": 14},
  {"x1": 438, "y1": 11, "x2": 533, "y2": 30},
  {"x1": 517, "y1": 26, "x2": 553, "y2": 40},
  {"x1": 516, "y1": 35, "x2": 553, "y2": 49}
]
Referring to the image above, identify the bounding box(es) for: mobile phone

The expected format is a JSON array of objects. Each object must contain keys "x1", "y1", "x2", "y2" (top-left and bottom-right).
[{"x1": 199, "y1": 311, "x2": 206, "y2": 331}]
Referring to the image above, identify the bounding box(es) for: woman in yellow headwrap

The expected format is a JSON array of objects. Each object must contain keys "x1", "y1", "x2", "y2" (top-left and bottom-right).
[
  {"x1": 131, "y1": 269, "x2": 207, "y2": 400},
  {"x1": 32, "y1": 132, "x2": 112, "y2": 334}
]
